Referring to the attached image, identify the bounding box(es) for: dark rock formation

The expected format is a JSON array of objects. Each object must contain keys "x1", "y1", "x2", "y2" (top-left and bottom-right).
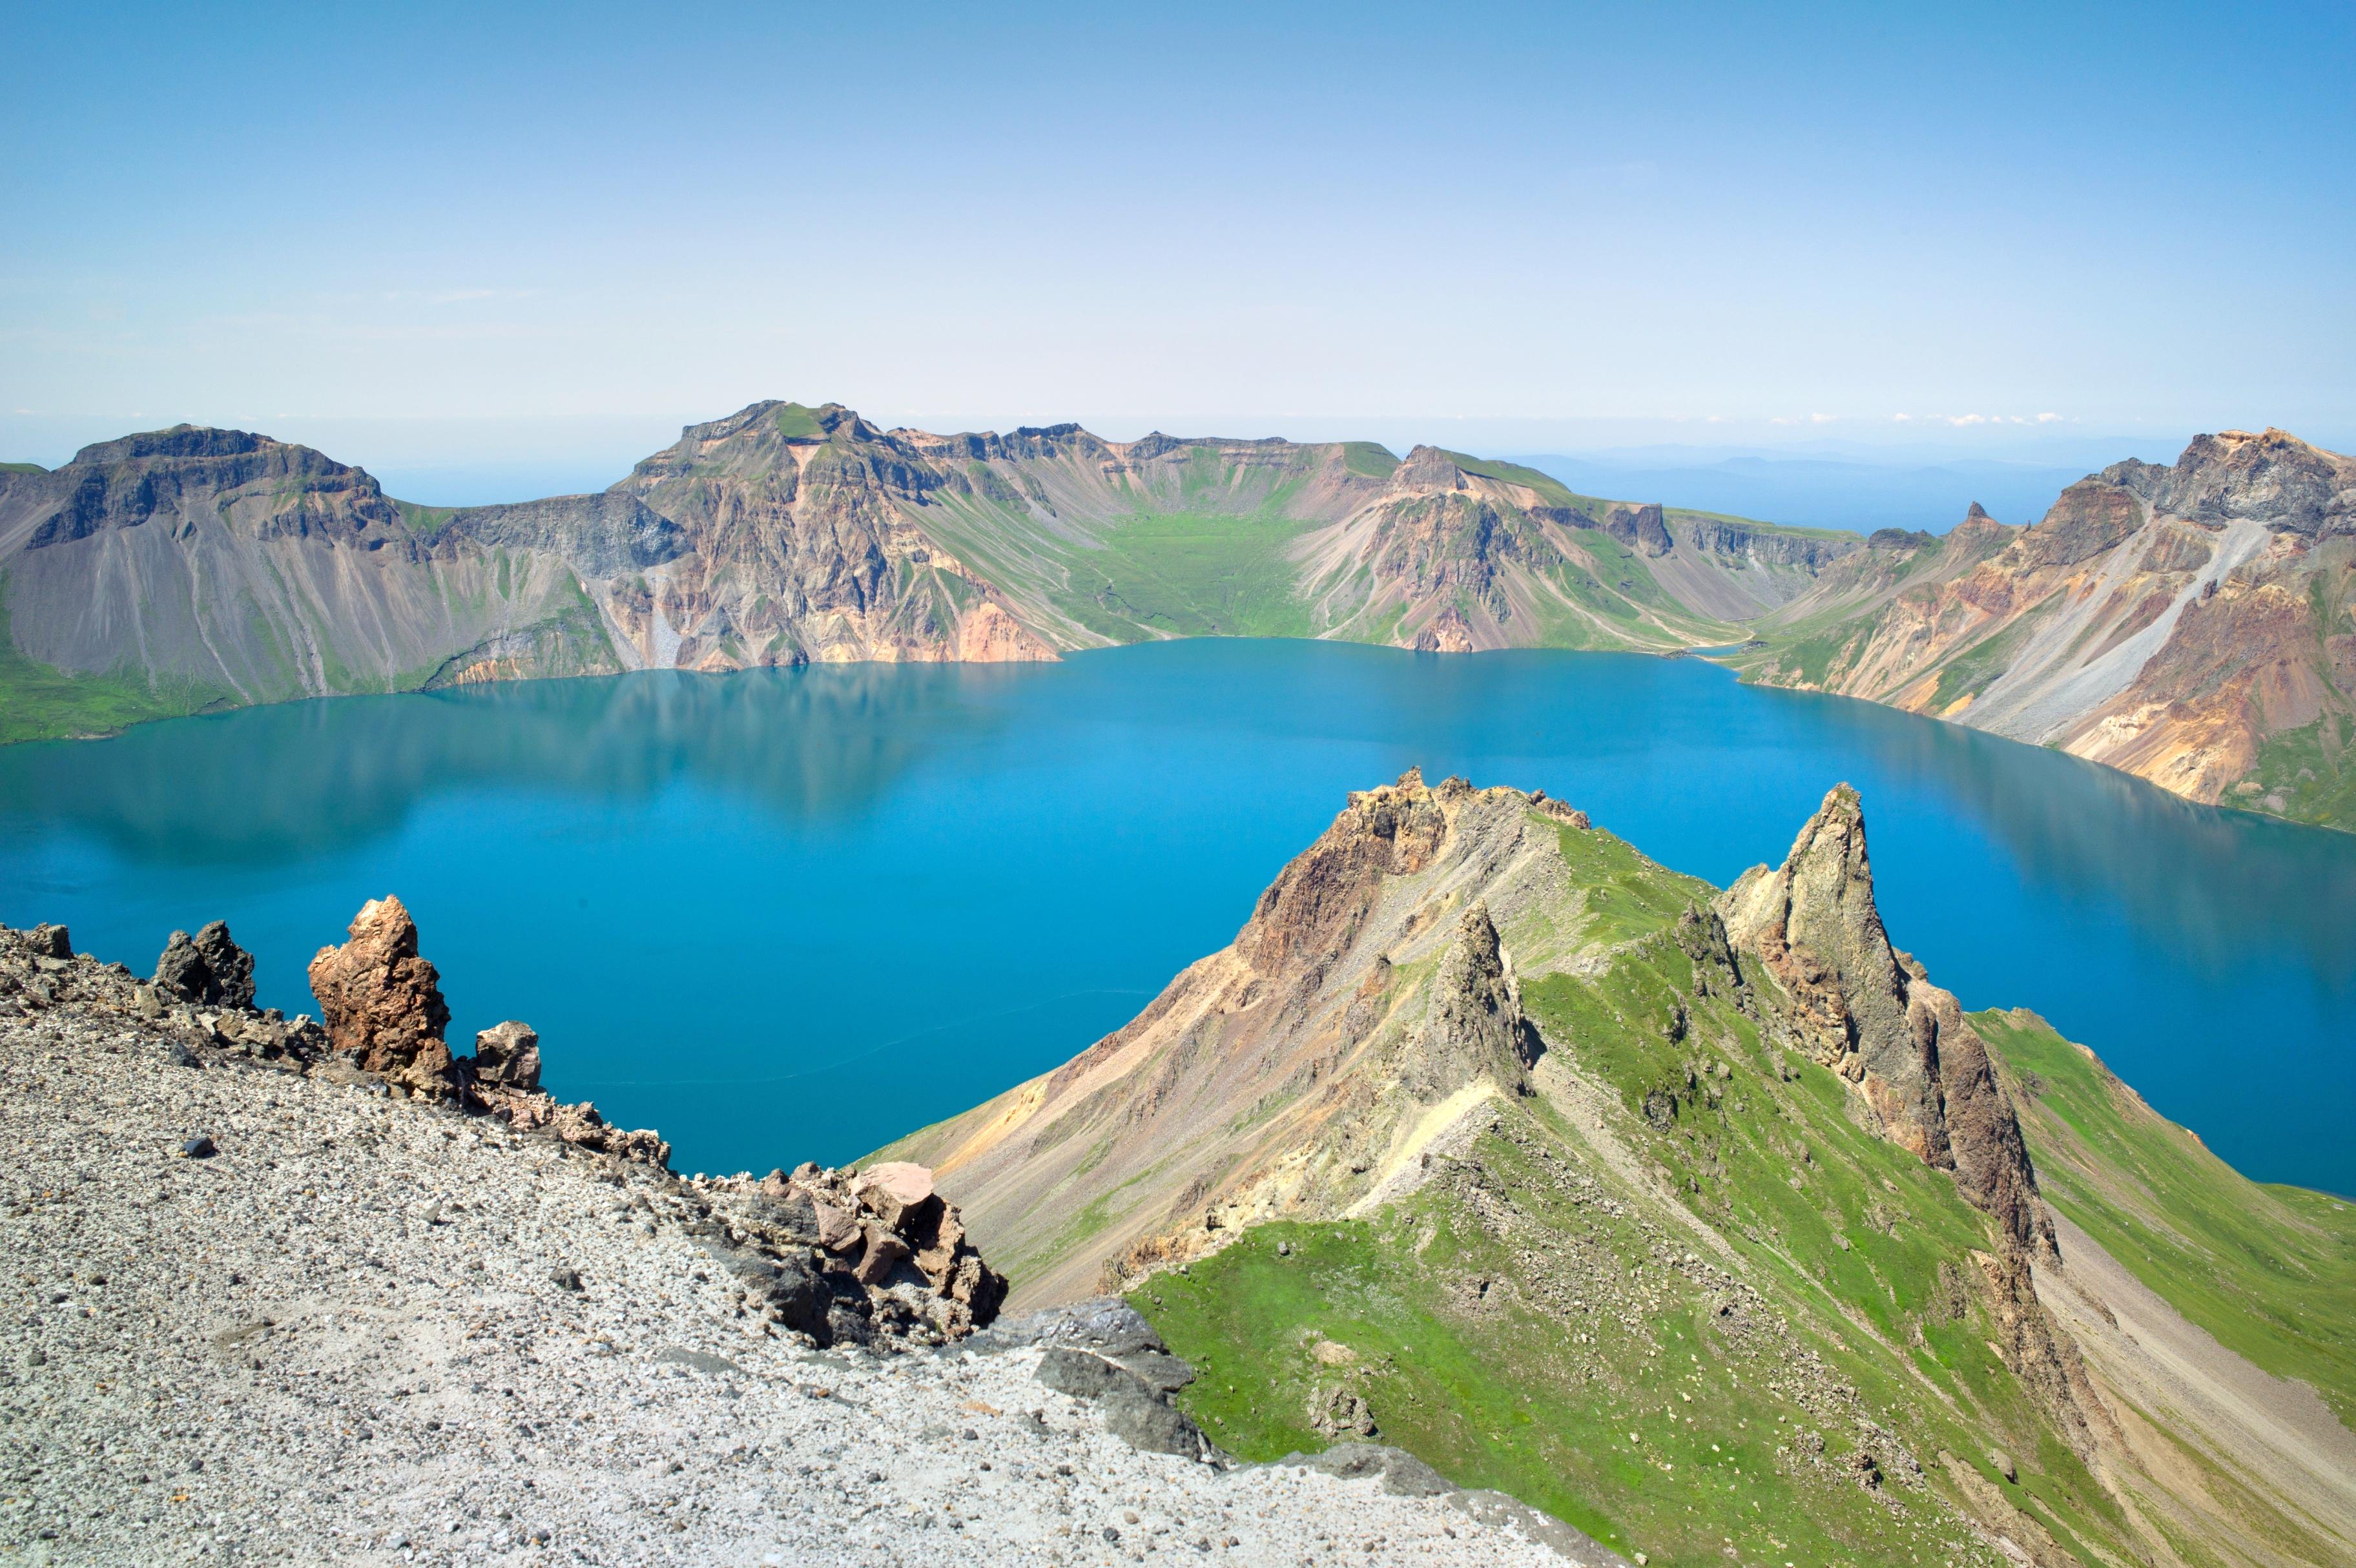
[
  {"x1": 976, "y1": 1297, "x2": 1209, "y2": 1457},
  {"x1": 152, "y1": 920, "x2": 256, "y2": 1009},
  {"x1": 2106, "y1": 427, "x2": 2356, "y2": 537},
  {"x1": 1603, "y1": 501, "x2": 1673, "y2": 557},
  {"x1": 305, "y1": 896, "x2": 456, "y2": 1095},
  {"x1": 22, "y1": 923, "x2": 70, "y2": 960}
]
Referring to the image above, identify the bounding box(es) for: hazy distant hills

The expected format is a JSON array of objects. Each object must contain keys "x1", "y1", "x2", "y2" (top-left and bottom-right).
[
  {"x1": 3, "y1": 403, "x2": 2351, "y2": 828},
  {"x1": 1513, "y1": 451, "x2": 2105, "y2": 536}
]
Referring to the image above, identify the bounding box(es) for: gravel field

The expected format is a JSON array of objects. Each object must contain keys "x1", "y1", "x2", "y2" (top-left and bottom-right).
[{"x1": 0, "y1": 929, "x2": 1614, "y2": 1567}]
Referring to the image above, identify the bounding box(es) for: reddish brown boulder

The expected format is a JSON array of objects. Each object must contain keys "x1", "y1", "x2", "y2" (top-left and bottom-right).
[{"x1": 306, "y1": 896, "x2": 455, "y2": 1095}]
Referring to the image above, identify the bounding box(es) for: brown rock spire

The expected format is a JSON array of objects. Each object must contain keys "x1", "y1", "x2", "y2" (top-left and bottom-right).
[
  {"x1": 305, "y1": 896, "x2": 457, "y2": 1096},
  {"x1": 1716, "y1": 784, "x2": 2051, "y2": 1259}
]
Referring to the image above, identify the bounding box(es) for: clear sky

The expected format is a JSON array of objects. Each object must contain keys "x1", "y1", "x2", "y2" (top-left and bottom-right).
[{"x1": 4, "y1": 0, "x2": 2351, "y2": 471}]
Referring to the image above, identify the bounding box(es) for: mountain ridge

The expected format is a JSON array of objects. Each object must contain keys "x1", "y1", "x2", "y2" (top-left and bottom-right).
[
  {"x1": 1731, "y1": 427, "x2": 2356, "y2": 828},
  {"x1": 876, "y1": 772, "x2": 2356, "y2": 1567}
]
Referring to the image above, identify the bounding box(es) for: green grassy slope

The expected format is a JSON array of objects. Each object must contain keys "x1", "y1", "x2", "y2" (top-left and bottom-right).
[
  {"x1": 1975, "y1": 1008, "x2": 2356, "y2": 1428},
  {"x1": 1137, "y1": 820, "x2": 2148, "y2": 1568},
  {"x1": 1058, "y1": 510, "x2": 1324, "y2": 639}
]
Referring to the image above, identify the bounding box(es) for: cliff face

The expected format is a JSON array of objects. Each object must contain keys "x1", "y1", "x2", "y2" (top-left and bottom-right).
[
  {"x1": 556, "y1": 400, "x2": 1057, "y2": 670},
  {"x1": 1736, "y1": 430, "x2": 2356, "y2": 827},
  {"x1": 0, "y1": 426, "x2": 621, "y2": 717}
]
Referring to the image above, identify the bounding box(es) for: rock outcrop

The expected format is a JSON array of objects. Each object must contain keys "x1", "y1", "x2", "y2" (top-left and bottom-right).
[
  {"x1": 1737, "y1": 429, "x2": 2356, "y2": 828},
  {"x1": 1717, "y1": 784, "x2": 2049, "y2": 1257},
  {"x1": 1400, "y1": 903, "x2": 1538, "y2": 1101},
  {"x1": 305, "y1": 896, "x2": 457, "y2": 1095},
  {"x1": 689, "y1": 1159, "x2": 1008, "y2": 1346},
  {"x1": 1716, "y1": 786, "x2": 2118, "y2": 1460},
  {"x1": 470, "y1": 1019, "x2": 541, "y2": 1089},
  {"x1": 152, "y1": 920, "x2": 256, "y2": 1009}
]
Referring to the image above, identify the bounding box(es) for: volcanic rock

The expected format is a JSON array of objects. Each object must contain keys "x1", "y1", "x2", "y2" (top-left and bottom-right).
[
  {"x1": 1717, "y1": 783, "x2": 2050, "y2": 1259},
  {"x1": 152, "y1": 920, "x2": 257, "y2": 1009},
  {"x1": 305, "y1": 896, "x2": 455, "y2": 1095},
  {"x1": 471, "y1": 1020, "x2": 542, "y2": 1090}
]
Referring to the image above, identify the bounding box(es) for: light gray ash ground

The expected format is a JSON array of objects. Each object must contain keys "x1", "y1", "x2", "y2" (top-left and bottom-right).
[{"x1": 0, "y1": 927, "x2": 1617, "y2": 1567}]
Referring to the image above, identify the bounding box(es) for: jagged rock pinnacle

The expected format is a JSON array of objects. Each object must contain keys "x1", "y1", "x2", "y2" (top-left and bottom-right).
[{"x1": 1717, "y1": 785, "x2": 2051, "y2": 1259}]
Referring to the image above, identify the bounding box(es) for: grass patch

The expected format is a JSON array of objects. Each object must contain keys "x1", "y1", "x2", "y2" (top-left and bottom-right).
[
  {"x1": 395, "y1": 499, "x2": 459, "y2": 536},
  {"x1": 1339, "y1": 442, "x2": 1400, "y2": 479},
  {"x1": 773, "y1": 402, "x2": 829, "y2": 441},
  {"x1": 2235, "y1": 714, "x2": 2356, "y2": 832},
  {"x1": 1927, "y1": 616, "x2": 2036, "y2": 711},
  {"x1": 1060, "y1": 510, "x2": 1319, "y2": 639}
]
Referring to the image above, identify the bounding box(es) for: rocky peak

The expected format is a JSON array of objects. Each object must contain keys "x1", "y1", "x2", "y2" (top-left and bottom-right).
[
  {"x1": 1233, "y1": 769, "x2": 1451, "y2": 982},
  {"x1": 1717, "y1": 785, "x2": 2050, "y2": 1257},
  {"x1": 70, "y1": 426, "x2": 273, "y2": 467},
  {"x1": 1388, "y1": 447, "x2": 1469, "y2": 494},
  {"x1": 2104, "y1": 427, "x2": 2356, "y2": 537},
  {"x1": 1400, "y1": 902, "x2": 1539, "y2": 1101},
  {"x1": 25, "y1": 427, "x2": 395, "y2": 552}
]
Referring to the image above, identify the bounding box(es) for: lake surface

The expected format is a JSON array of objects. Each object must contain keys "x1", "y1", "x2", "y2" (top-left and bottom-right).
[{"x1": 3, "y1": 639, "x2": 2350, "y2": 1193}]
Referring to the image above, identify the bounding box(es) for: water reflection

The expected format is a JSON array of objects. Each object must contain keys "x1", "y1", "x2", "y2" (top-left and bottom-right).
[{"x1": 0, "y1": 664, "x2": 1022, "y2": 867}]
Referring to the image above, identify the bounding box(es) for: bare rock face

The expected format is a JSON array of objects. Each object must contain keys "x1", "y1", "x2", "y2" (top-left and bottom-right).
[
  {"x1": 1717, "y1": 785, "x2": 2050, "y2": 1259},
  {"x1": 1400, "y1": 903, "x2": 1538, "y2": 1100},
  {"x1": 305, "y1": 897, "x2": 456, "y2": 1095},
  {"x1": 2105, "y1": 427, "x2": 2356, "y2": 537},
  {"x1": 152, "y1": 921, "x2": 258, "y2": 1009},
  {"x1": 1602, "y1": 501, "x2": 1673, "y2": 558},
  {"x1": 471, "y1": 1020, "x2": 541, "y2": 1090},
  {"x1": 1234, "y1": 767, "x2": 1449, "y2": 985}
]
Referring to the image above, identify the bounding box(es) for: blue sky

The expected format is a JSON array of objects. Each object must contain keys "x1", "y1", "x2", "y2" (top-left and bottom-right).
[{"x1": 3, "y1": 0, "x2": 2351, "y2": 480}]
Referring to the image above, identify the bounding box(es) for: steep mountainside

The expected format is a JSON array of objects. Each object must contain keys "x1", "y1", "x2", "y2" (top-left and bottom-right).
[
  {"x1": 880, "y1": 773, "x2": 2356, "y2": 1567},
  {"x1": 0, "y1": 402, "x2": 1847, "y2": 743},
  {"x1": 1733, "y1": 429, "x2": 2356, "y2": 829}
]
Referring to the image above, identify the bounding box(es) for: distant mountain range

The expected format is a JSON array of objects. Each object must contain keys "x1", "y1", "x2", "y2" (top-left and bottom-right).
[
  {"x1": 1511, "y1": 451, "x2": 2107, "y2": 535},
  {"x1": 3, "y1": 403, "x2": 2350, "y2": 828}
]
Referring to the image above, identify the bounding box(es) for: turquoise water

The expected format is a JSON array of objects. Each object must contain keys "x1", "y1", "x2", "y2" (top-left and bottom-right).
[{"x1": 2, "y1": 639, "x2": 2349, "y2": 1193}]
